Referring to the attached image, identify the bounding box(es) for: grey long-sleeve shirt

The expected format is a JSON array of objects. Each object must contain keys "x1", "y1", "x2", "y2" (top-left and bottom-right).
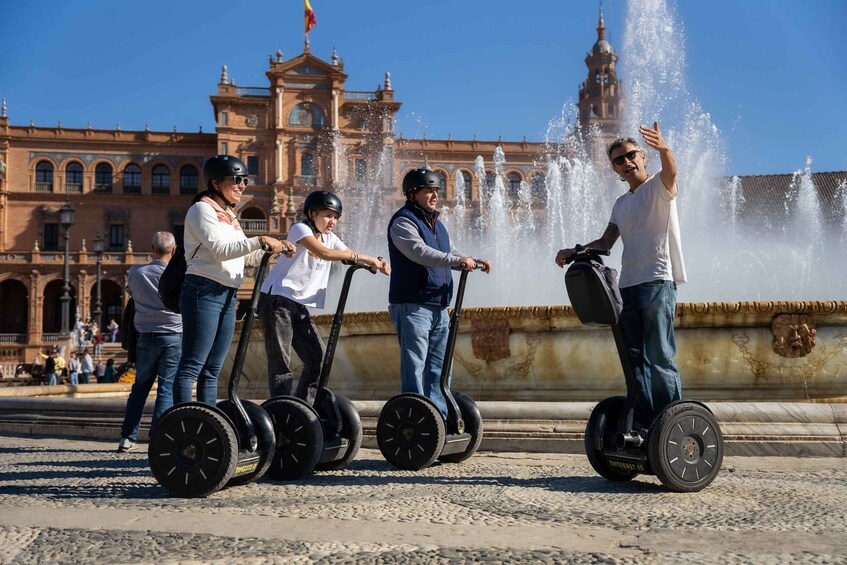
[{"x1": 389, "y1": 216, "x2": 463, "y2": 268}]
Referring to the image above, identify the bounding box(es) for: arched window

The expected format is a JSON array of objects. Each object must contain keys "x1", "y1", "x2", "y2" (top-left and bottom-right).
[
  {"x1": 35, "y1": 161, "x2": 54, "y2": 192},
  {"x1": 461, "y1": 172, "x2": 473, "y2": 201},
  {"x1": 180, "y1": 165, "x2": 199, "y2": 195},
  {"x1": 530, "y1": 173, "x2": 547, "y2": 198},
  {"x1": 301, "y1": 152, "x2": 316, "y2": 178},
  {"x1": 507, "y1": 172, "x2": 522, "y2": 193},
  {"x1": 95, "y1": 163, "x2": 113, "y2": 192},
  {"x1": 355, "y1": 158, "x2": 367, "y2": 181},
  {"x1": 123, "y1": 163, "x2": 141, "y2": 194},
  {"x1": 435, "y1": 171, "x2": 446, "y2": 197},
  {"x1": 66, "y1": 162, "x2": 83, "y2": 192},
  {"x1": 484, "y1": 172, "x2": 496, "y2": 195},
  {"x1": 288, "y1": 103, "x2": 327, "y2": 127},
  {"x1": 152, "y1": 165, "x2": 170, "y2": 194},
  {"x1": 239, "y1": 206, "x2": 267, "y2": 233}
]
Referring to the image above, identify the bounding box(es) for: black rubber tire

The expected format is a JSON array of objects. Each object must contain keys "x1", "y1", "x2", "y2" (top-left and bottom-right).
[
  {"x1": 148, "y1": 403, "x2": 238, "y2": 498},
  {"x1": 584, "y1": 396, "x2": 639, "y2": 482},
  {"x1": 315, "y1": 394, "x2": 363, "y2": 472},
  {"x1": 377, "y1": 394, "x2": 446, "y2": 471},
  {"x1": 216, "y1": 399, "x2": 276, "y2": 486},
  {"x1": 261, "y1": 396, "x2": 323, "y2": 481},
  {"x1": 439, "y1": 391, "x2": 483, "y2": 464},
  {"x1": 648, "y1": 401, "x2": 724, "y2": 492}
]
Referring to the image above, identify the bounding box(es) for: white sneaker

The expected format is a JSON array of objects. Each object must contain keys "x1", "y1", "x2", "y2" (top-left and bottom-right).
[{"x1": 118, "y1": 438, "x2": 136, "y2": 452}]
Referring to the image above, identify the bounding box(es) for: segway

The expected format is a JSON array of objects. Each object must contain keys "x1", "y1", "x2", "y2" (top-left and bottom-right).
[
  {"x1": 376, "y1": 263, "x2": 484, "y2": 470},
  {"x1": 565, "y1": 247, "x2": 723, "y2": 492},
  {"x1": 148, "y1": 252, "x2": 276, "y2": 497},
  {"x1": 261, "y1": 260, "x2": 374, "y2": 480}
]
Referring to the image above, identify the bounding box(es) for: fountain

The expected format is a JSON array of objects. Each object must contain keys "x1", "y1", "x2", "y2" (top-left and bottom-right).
[{"x1": 229, "y1": 0, "x2": 847, "y2": 404}]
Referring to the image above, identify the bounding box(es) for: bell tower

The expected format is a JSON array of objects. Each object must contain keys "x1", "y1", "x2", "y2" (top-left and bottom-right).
[{"x1": 577, "y1": 3, "x2": 622, "y2": 143}]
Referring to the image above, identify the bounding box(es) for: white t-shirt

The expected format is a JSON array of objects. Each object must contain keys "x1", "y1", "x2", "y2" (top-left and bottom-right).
[
  {"x1": 260, "y1": 222, "x2": 348, "y2": 309},
  {"x1": 609, "y1": 173, "x2": 687, "y2": 289}
]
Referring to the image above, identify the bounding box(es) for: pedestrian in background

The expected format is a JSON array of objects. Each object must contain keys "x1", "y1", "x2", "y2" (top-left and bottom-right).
[{"x1": 118, "y1": 231, "x2": 182, "y2": 453}]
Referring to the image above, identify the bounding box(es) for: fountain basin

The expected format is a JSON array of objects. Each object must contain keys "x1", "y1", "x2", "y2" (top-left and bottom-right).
[{"x1": 227, "y1": 300, "x2": 847, "y2": 402}]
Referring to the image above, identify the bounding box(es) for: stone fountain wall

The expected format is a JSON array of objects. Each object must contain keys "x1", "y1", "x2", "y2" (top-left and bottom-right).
[{"x1": 223, "y1": 301, "x2": 847, "y2": 403}]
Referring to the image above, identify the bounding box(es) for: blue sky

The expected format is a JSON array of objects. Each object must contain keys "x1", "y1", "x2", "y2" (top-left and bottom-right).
[{"x1": 1, "y1": 0, "x2": 844, "y2": 176}]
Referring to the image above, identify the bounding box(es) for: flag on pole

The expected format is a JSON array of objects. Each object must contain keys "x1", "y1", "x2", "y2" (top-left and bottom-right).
[{"x1": 305, "y1": 0, "x2": 317, "y2": 34}]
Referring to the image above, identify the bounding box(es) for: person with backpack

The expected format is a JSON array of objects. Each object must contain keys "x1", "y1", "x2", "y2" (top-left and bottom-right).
[{"x1": 173, "y1": 155, "x2": 293, "y2": 406}]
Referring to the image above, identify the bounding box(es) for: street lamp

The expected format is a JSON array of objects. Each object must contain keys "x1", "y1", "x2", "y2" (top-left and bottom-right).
[
  {"x1": 92, "y1": 234, "x2": 104, "y2": 330},
  {"x1": 59, "y1": 202, "x2": 75, "y2": 336}
]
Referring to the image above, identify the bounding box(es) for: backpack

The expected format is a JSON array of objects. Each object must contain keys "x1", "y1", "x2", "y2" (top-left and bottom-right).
[{"x1": 157, "y1": 245, "x2": 199, "y2": 314}]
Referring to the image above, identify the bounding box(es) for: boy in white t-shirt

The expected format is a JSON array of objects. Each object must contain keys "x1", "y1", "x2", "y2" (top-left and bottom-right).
[
  {"x1": 259, "y1": 191, "x2": 390, "y2": 402},
  {"x1": 555, "y1": 122, "x2": 684, "y2": 433}
]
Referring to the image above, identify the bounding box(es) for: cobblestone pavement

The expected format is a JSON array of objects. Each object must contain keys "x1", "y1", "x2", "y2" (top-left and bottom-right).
[{"x1": 0, "y1": 434, "x2": 845, "y2": 564}]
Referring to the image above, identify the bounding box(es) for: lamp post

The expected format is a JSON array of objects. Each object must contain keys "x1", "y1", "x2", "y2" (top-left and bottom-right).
[
  {"x1": 92, "y1": 234, "x2": 104, "y2": 330},
  {"x1": 59, "y1": 202, "x2": 75, "y2": 336}
]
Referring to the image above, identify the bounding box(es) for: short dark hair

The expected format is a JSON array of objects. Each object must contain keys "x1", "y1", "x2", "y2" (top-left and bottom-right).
[{"x1": 607, "y1": 137, "x2": 641, "y2": 159}]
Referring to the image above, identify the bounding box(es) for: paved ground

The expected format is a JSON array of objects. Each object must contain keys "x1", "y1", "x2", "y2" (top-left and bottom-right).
[{"x1": 0, "y1": 434, "x2": 845, "y2": 564}]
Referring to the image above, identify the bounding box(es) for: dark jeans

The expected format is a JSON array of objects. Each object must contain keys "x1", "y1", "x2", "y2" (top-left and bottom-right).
[
  {"x1": 120, "y1": 332, "x2": 181, "y2": 442},
  {"x1": 619, "y1": 280, "x2": 682, "y2": 429},
  {"x1": 258, "y1": 293, "x2": 324, "y2": 403},
  {"x1": 174, "y1": 274, "x2": 237, "y2": 406}
]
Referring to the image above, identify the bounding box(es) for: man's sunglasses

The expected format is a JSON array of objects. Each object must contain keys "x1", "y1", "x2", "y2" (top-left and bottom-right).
[
  {"x1": 611, "y1": 150, "x2": 641, "y2": 167},
  {"x1": 227, "y1": 175, "x2": 250, "y2": 186}
]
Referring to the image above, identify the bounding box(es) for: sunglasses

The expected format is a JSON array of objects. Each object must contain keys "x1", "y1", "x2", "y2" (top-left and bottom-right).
[
  {"x1": 227, "y1": 175, "x2": 250, "y2": 186},
  {"x1": 611, "y1": 150, "x2": 641, "y2": 167}
]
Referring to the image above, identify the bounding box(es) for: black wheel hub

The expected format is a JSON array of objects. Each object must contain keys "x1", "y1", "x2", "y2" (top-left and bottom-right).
[{"x1": 663, "y1": 414, "x2": 719, "y2": 482}]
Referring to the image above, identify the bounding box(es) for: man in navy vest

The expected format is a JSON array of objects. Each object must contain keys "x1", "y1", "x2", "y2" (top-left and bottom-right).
[{"x1": 387, "y1": 168, "x2": 492, "y2": 418}]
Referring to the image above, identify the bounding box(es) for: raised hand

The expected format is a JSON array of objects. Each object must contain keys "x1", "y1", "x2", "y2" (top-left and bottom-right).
[{"x1": 639, "y1": 121, "x2": 669, "y2": 152}]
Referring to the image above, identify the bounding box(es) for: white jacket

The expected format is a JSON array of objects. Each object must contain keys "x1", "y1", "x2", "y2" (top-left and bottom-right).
[{"x1": 184, "y1": 197, "x2": 264, "y2": 288}]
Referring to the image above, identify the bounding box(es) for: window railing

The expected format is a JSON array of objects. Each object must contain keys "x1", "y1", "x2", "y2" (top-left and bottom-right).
[
  {"x1": 240, "y1": 219, "x2": 268, "y2": 232},
  {"x1": 344, "y1": 90, "x2": 378, "y2": 101},
  {"x1": 0, "y1": 334, "x2": 26, "y2": 344},
  {"x1": 66, "y1": 183, "x2": 83, "y2": 193},
  {"x1": 123, "y1": 185, "x2": 141, "y2": 194},
  {"x1": 235, "y1": 87, "x2": 271, "y2": 97},
  {"x1": 41, "y1": 333, "x2": 62, "y2": 343},
  {"x1": 94, "y1": 184, "x2": 113, "y2": 193},
  {"x1": 294, "y1": 175, "x2": 318, "y2": 187},
  {"x1": 35, "y1": 183, "x2": 53, "y2": 192}
]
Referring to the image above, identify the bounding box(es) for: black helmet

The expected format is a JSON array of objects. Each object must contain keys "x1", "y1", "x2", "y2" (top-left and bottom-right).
[
  {"x1": 202, "y1": 155, "x2": 248, "y2": 190},
  {"x1": 402, "y1": 168, "x2": 440, "y2": 196},
  {"x1": 303, "y1": 190, "x2": 343, "y2": 217}
]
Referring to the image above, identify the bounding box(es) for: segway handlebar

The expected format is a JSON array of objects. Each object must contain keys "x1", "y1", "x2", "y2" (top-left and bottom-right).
[{"x1": 341, "y1": 258, "x2": 378, "y2": 274}]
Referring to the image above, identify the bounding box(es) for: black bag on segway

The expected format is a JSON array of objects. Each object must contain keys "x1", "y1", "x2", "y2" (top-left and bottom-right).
[{"x1": 565, "y1": 260, "x2": 623, "y2": 326}]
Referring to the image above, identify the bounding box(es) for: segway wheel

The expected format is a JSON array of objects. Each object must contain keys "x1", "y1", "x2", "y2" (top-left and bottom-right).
[
  {"x1": 148, "y1": 403, "x2": 238, "y2": 498},
  {"x1": 584, "y1": 396, "x2": 639, "y2": 482},
  {"x1": 315, "y1": 394, "x2": 363, "y2": 472},
  {"x1": 648, "y1": 402, "x2": 724, "y2": 492},
  {"x1": 216, "y1": 399, "x2": 276, "y2": 486},
  {"x1": 439, "y1": 391, "x2": 483, "y2": 463},
  {"x1": 377, "y1": 394, "x2": 446, "y2": 471},
  {"x1": 261, "y1": 397, "x2": 323, "y2": 481}
]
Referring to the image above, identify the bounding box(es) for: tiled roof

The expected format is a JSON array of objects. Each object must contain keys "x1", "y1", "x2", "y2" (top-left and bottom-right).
[{"x1": 730, "y1": 171, "x2": 846, "y2": 227}]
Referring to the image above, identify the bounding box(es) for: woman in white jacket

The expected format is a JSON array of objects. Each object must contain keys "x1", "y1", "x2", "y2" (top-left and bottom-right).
[{"x1": 174, "y1": 155, "x2": 293, "y2": 406}]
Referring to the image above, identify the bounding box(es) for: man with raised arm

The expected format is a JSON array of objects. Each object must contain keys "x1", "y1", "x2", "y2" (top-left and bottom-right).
[{"x1": 555, "y1": 122, "x2": 686, "y2": 433}]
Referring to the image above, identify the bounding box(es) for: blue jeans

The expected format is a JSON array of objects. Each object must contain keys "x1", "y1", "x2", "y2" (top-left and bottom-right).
[
  {"x1": 389, "y1": 303, "x2": 450, "y2": 418},
  {"x1": 619, "y1": 280, "x2": 682, "y2": 429},
  {"x1": 174, "y1": 274, "x2": 237, "y2": 406},
  {"x1": 120, "y1": 333, "x2": 181, "y2": 442},
  {"x1": 69, "y1": 371, "x2": 78, "y2": 385},
  {"x1": 46, "y1": 372, "x2": 59, "y2": 386}
]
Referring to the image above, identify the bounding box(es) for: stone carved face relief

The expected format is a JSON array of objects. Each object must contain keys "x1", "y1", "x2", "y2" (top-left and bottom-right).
[{"x1": 771, "y1": 313, "x2": 816, "y2": 358}]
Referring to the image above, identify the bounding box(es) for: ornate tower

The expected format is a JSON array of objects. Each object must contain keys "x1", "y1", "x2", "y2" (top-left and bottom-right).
[{"x1": 577, "y1": 3, "x2": 622, "y2": 144}]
